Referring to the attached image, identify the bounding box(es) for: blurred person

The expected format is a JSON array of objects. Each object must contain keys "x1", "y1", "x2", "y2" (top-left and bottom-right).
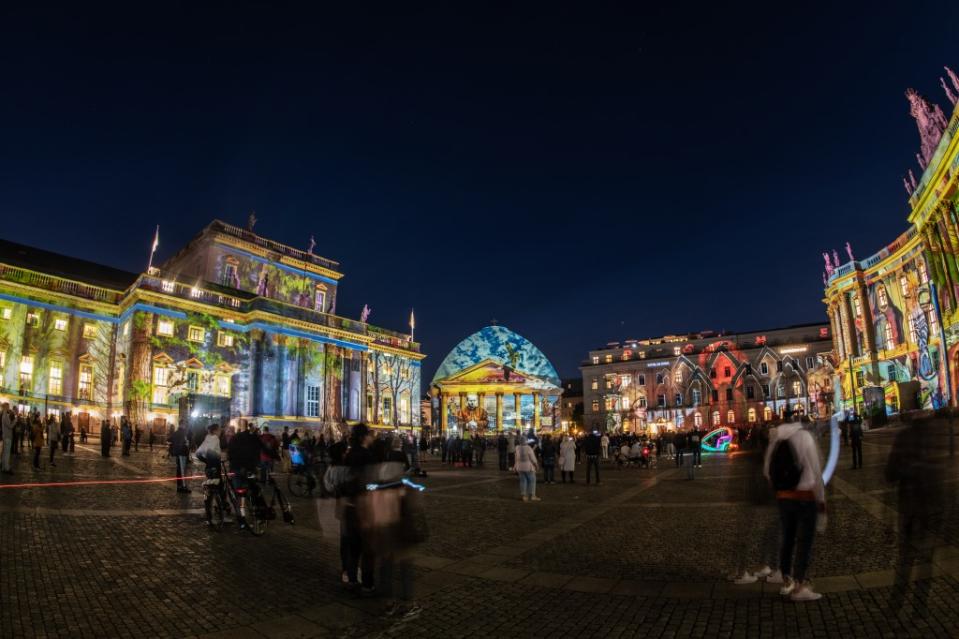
[
  {"x1": 732, "y1": 424, "x2": 779, "y2": 584},
  {"x1": 600, "y1": 431, "x2": 610, "y2": 460},
  {"x1": 100, "y1": 420, "x2": 111, "y2": 457},
  {"x1": 461, "y1": 432, "x2": 473, "y2": 468},
  {"x1": 259, "y1": 426, "x2": 279, "y2": 483},
  {"x1": 31, "y1": 414, "x2": 45, "y2": 470},
  {"x1": 559, "y1": 435, "x2": 576, "y2": 483},
  {"x1": 540, "y1": 434, "x2": 557, "y2": 484},
  {"x1": 343, "y1": 423, "x2": 376, "y2": 594},
  {"x1": 120, "y1": 418, "x2": 133, "y2": 456},
  {"x1": 46, "y1": 414, "x2": 60, "y2": 467},
  {"x1": 507, "y1": 432, "x2": 517, "y2": 470},
  {"x1": 0, "y1": 403, "x2": 14, "y2": 474},
  {"x1": 515, "y1": 436, "x2": 539, "y2": 501},
  {"x1": 497, "y1": 432, "x2": 508, "y2": 470},
  {"x1": 674, "y1": 429, "x2": 687, "y2": 468},
  {"x1": 850, "y1": 415, "x2": 864, "y2": 470},
  {"x1": 168, "y1": 421, "x2": 191, "y2": 493},
  {"x1": 584, "y1": 430, "x2": 601, "y2": 484},
  {"x1": 690, "y1": 426, "x2": 703, "y2": 468}
]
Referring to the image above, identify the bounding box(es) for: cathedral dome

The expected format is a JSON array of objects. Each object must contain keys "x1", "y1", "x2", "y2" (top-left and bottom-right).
[{"x1": 432, "y1": 325, "x2": 561, "y2": 387}]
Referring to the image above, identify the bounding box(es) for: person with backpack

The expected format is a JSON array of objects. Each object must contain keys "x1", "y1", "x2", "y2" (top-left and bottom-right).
[{"x1": 764, "y1": 415, "x2": 826, "y2": 602}]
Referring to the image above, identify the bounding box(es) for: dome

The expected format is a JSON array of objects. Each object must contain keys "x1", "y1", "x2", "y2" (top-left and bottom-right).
[{"x1": 432, "y1": 325, "x2": 561, "y2": 387}]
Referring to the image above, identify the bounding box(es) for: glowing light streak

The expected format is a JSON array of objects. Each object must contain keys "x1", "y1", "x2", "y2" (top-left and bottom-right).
[
  {"x1": 0, "y1": 475, "x2": 206, "y2": 490},
  {"x1": 701, "y1": 427, "x2": 734, "y2": 452},
  {"x1": 822, "y1": 412, "x2": 841, "y2": 485}
]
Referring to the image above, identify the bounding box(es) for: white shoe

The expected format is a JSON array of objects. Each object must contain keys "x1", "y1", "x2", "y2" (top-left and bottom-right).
[
  {"x1": 790, "y1": 584, "x2": 822, "y2": 601},
  {"x1": 779, "y1": 578, "x2": 796, "y2": 596},
  {"x1": 766, "y1": 569, "x2": 784, "y2": 584},
  {"x1": 529, "y1": 496, "x2": 541, "y2": 502},
  {"x1": 733, "y1": 571, "x2": 758, "y2": 585},
  {"x1": 521, "y1": 496, "x2": 529, "y2": 502},
  {"x1": 754, "y1": 566, "x2": 773, "y2": 579}
]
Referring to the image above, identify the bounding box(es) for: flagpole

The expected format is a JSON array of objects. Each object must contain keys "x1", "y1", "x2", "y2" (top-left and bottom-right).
[
  {"x1": 146, "y1": 225, "x2": 159, "y2": 272},
  {"x1": 410, "y1": 308, "x2": 415, "y2": 342}
]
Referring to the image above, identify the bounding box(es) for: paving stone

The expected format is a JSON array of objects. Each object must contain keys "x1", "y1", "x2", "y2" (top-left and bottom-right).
[
  {"x1": 813, "y1": 575, "x2": 860, "y2": 593},
  {"x1": 610, "y1": 579, "x2": 665, "y2": 597},
  {"x1": 479, "y1": 566, "x2": 530, "y2": 582},
  {"x1": 563, "y1": 576, "x2": 619, "y2": 593},
  {"x1": 855, "y1": 569, "x2": 896, "y2": 589},
  {"x1": 249, "y1": 615, "x2": 326, "y2": 639},
  {"x1": 661, "y1": 581, "x2": 714, "y2": 598},
  {"x1": 519, "y1": 571, "x2": 574, "y2": 589},
  {"x1": 298, "y1": 603, "x2": 370, "y2": 629}
]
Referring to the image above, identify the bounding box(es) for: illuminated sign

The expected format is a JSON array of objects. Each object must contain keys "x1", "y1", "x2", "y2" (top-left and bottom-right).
[
  {"x1": 819, "y1": 327, "x2": 829, "y2": 337},
  {"x1": 780, "y1": 346, "x2": 808, "y2": 354},
  {"x1": 645, "y1": 361, "x2": 670, "y2": 368}
]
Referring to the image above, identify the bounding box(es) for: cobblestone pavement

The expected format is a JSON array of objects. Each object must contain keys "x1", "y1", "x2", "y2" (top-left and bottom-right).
[{"x1": 1, "y1": 427, "x2": 958, "y2": 638}]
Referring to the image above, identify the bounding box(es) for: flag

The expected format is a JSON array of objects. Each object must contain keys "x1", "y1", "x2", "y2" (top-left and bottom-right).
[
  {"x1": 409, "y1": 309, "x2": 415, "y2": 330},
  {"x1": 151, "y1": 225, "x2": 160, "y2": 252}
]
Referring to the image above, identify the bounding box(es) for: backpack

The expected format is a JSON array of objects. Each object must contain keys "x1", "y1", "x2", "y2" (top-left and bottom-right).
[{"x1": 769, "y1": 435, "x2": 802, "y2": 491}]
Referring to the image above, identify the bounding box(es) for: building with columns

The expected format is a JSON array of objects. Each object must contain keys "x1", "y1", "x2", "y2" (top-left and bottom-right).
[
  {"x1": 823, "y1": 72, "x2": 959, "y2": 415},
  {"x1": 0, "y1": 219, "x2": 423, "y2": 435},
  {"x1": 430, "y1": 325, "x2": 562, "y2": 435}
]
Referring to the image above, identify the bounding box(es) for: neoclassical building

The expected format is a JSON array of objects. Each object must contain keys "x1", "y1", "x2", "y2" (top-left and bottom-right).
[
  {"x1": 430, "y1": 325, "x2": 562, "y2": 435},
  {"x1": 0, "y1": 219, "x2": 423, "y2": 433},
  {"x1": 824, "y1": 70, "x2": 959, "y2": 414}
]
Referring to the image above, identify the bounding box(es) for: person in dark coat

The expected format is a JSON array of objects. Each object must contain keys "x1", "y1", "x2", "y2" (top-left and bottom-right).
[
  {"x1": 100, "y1": 420, "x2": 112, "y2": 457},
  {"x1": 850, "y1": 415, "x2": 864, "y2": 469},
  {"x1": 168, "y1": 421, "x2": 191, "y2": 492}
]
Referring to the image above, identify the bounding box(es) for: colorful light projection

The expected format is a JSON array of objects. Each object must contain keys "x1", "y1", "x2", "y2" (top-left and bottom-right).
[{"x1": 701, "y1": 426, "x2": 735, "y2": 453}]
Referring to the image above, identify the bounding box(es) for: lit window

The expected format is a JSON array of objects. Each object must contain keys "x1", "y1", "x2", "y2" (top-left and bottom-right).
[
  {"x1": 26, "y1": 312, "x2": 39, "y2": 327},
  {"x1": 727, "y1": 410, "x2": 735, "y2": 424},
  {"x1": 674, "y1": 369, "x2": 682, "y2": 383},
  {"x1": 900, "y1": 275, "x2": 910, "y2": 298},
  {"x1": 187, "y1": 370, "x2": 199, "y2": 391},
  {"x1": 605, "y1": 397, "x2": 615, "y2": 411},
  {"x1": 673, "y1": 346, "x2": 681, "y2": 356},
  {"x1": 638, "y1": 396, "x2": 647, "y2": 407},
  {"x1": 622, "y1": 397, "x2": 631, "y2": 410},
  {"x1": 764, "y1": 406, "x2": 772, "y2": 421},
  {"x1": 605, "y1": 377, "x2": 613, "y2": 389},
  {"x1": 620, "y1": 374, "x2": 630, "y2": 388},
  {"x1": 82, "y1": 323, "x2": 97, "y2": 339},
  {"x1": 712, "y1": 411, "x2": 720, "y2": 426},
  {"x1": 604, "y1": 354, "x2": 612, "y2": 363},
  {"x1": 928, "y1": 309, "x2": 940, "y2": 336},
  {"x1": 78, "y1": 365, "x2": 93, "y2": 400},
  {"x1": 153, "y1": 366, "x2": 169, "y2": 387},
  {"x1": 54, "y1": 317, "x2": 68, "y2": 331},
  {"x1": 215, "y1": 374, "x2": 231, "y2": 396},
  {"x1": 48, "y1": 362, "x2": 63, "y2": 395},
  {"x1": 792, "y1": 380, "x2": 802, "y2": 396},
  {"x1": 884, "y1": 323, "x2": 894, "y2": 350},
  {"x1": 591, "y1": 356, "x2": 599, "y2": 364},
  {"x1": 0, "y1": 307, "x2": 10, "y2": 320},
  {"x1": 760, "y1": 362, "x2": 768, "y2": 375},
  {"x1": 315, "y1": 289, "x2": 327, "y2": 312},
  {"x1": 305, "y1": 385, "x2": 320, "y2": 417},
  {"x1": 190, "y1": 287, "x2": 202, "y2": 299},
  {"x1": 748, "y1": 408, "x2": 757, "y2": 423},
  {"x1": 19, "y1": 355, "x2": 33, "y2": 389},
  {"x1": 0, "y1": 351, "x2": 5, "y2": 370},
  {"x1": 919, "y1": 260, "x2": 928, "y2": 283},
  {"x1": 591, "y1": 378, "x2": 598, "y2": 390},
  {"x1": 638, "y1": 374, "x2": 646, "y2": 386},
  {"x1": 156, "y1": 319, "x2": 174, "y2": 337},
  {"x1": 161, "y1": 280, "x2": 175, "y2": 293},
  {"x1": 694, "y1": 412, "x2": 702, "y2": 426},
  {"x1": 591, "y1": 399, "x2": 599, "y2": 411},
  {"x1": 217, "y1": 332, "x2": 234, "y2": 347},
  {"x1": 188, "y1": 326, "x2": 204, "y2": 342}
]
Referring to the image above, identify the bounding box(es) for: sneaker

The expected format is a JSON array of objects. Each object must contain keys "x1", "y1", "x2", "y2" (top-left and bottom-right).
[
  {"x1": 521, "y1": 495, "x2": 529, "y2": 502},
  {"x1": 384, "y1": 601, "x2": 403, "y2": 617},
  {"x1": 779, "y1": 578, "x2": 796, "y2": 596},
  {"x1": 733, "y1": 571, "x2": 758, "y2": 585},
  {"x1": 754, "y1": 566, "x2": 773, "y2": 579},
  {"x1": 530, "y1": 496, "x2": 541, "y2": 501},
  {"x1": 766, "y1": 570, "x2": 784, "y2": 584},
  {"x1": 403, "y1": 604, "x2": 423, "y2": 619},
  {"x1": 341, "y1": 571, "x2": 350, "y2": 584},
  {"x1": 790, "y1": 584, "x2": 822, "y2": 602}
]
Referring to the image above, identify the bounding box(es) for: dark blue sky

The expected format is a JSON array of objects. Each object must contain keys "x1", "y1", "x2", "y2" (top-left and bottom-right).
[{"x1": 2, "y1": 2, "x2": 958, "y2": 383}]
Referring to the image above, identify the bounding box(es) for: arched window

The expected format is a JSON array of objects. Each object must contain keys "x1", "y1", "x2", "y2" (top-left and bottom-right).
[
  {"x1": 694, "y1": 412, "x2": 702, "y2": 426},
  {"x1": 748, "y1": 408, "x2": 756, "y2": 423},
  {"x1": 763, "y1": 406, "x2": 772, "y2": 421},
  {"x1": 726, "y1": 410, "x2": 735, "y2": 424},
  {"x1": 712, "y1": 411, "x2": 720, "y2": 426}
]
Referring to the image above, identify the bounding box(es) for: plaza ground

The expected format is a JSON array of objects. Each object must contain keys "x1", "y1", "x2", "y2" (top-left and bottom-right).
[{"x1": 1, "y1": 427, "x2": 958, "y2": 638}]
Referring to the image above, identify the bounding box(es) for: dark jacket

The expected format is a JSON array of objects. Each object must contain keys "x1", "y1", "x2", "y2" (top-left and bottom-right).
[
  {"x1": 227, "y1": 430, "x2": 263, "y2": 471},
  {"x1": 168, "y1": 427, "x2": 190, "y2": 456},
  {"x1": 583, "y1": 433, "x2": 602, "y2": 456}
]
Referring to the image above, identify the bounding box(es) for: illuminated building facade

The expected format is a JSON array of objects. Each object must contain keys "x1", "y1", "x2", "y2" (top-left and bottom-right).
[
  {"x1": 430, "y1": 325, "x2": 562, "y2": 434},
  {"x1": 824, "y1": 71, "x2": 959, "y2": 414},
  {"x1": 0, "y1": 220, "x2": 423, "y2": 433},
  {"x1": 581, "y1": 324, "x2": 833, "y2": 433}
]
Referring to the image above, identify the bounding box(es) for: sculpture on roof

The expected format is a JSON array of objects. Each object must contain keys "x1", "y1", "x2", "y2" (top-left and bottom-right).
[
  {"x1": 909, "y1": 169, "x2": 918, "y2": 191},
  {"x1": 946, "y1": 66, "x2": 959, "y2": 98},
  {"x1": 903, "y1": 175, "x2": 914, "y2": 196},
  {"x1": 822, "y1": 252, "x2": 833, "y2": 276},
  {"x1": 845, "y1": 241, "x2": 854, "y2": 262},
  {"x1": 360, "y1": 304, "x2": 371, "y2": 323},
  {"x1": 907, "y1": 88, "x2": 949, "y2": 169},
  {"x1": 822, "y1": 271, "x2": 828, "y2": 286},
  {"x1": 832, "y1": 249, "x2": 841, "y2": 268},
  {"x1": 247, "y1": 211, "x2": 258, "y2": 232},
  {"x1": 307, "y1": 235, "x2": 316, "y2": 255},
  {"x1": 941, "y1": 76, "x2": 958, "y2": 107}
]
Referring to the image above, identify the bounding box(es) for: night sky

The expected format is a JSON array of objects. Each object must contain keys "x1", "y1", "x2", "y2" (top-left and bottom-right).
[{"x1": 3, "y1": 3, "x2": 959, "y2": 384}]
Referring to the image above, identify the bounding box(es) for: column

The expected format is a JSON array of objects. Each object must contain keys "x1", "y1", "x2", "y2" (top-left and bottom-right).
[
  {"x1": 532, "y1": 392, "x2": 541, "y2": 430},
  {"x1": 275, "y1": 334, "x2": 287, "y2": 416},
  {"x1": 440, "y1": 392, "x2": 449, "y2": 433},
  {"x1": 855, "y1": 282, "x2": 875, "y2": 354},
  {"x1": 477, "y1": 392, "x2": 486, "y2": 430},
  {"x1": 513, "y1": 393, "x2": 522, "y2": 430},
  {"x1": 495, "y1": 393, "x2": 503, "y2": 431}
]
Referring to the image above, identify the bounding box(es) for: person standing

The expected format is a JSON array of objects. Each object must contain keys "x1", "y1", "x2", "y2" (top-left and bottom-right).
[
  {"x1": 850, "y1": 416, "x2": 864, "y2": 470},
  {"x1": 59, "y1": 414, "x2": 69, "y2": 453},
  {"x1": 46, "y1": 415, "x2": 60, "y2": 467},
  {"x1": 31, "y1": 415, "x2": 45, "y2": 470},
  {"x1": 600, "y1": 432, "x2": 610, "y2": 460},
  {"x1": 515, "y1": 436, "x2": 539, "y2": 501},
  {"x1": 674, "y1": 429, "x2": 687, "y2": 468},
  {"x1": 559, "y1": 435, "x2": 576, "y2": 483},
  {"x1": 497, "y1": 433, "x2": 507, "y2": 471},
  {"x1": 764, "y1": 415, "x2": 826, "y2": 602},
  {"x1": 540, "y1": 434, "x2": 557, "y2": 484},
  {"x1": 476, "y1": 435, "x2": 487, "y2": 465},
  {"x1": 120, "y1": 418, "x2": 133, "y2": 456},
  {"x1": 584, "y1": 430, "x2": 601, "y2": 485},
  {"x1": 100, "y1": 420, "x2": 111, "y2": 457},
  {"x1": 690, "y1": 426, "x2": 703, "y2": 468},
  {"x1": 1, "y1": 403, "x2": 14, "y2": 474},
  {"x1": 461, "y1": 433, "x2": 473, "y2": 468},
  {"x1": 259, "y1": 426, "x2": 279, "y2": 483},
  {"x1": 168, "y1": 421, "x2": 191, "y2": 493},
  {"x1": 506, "y1": 432, "x2": 517, "y2": 471}
]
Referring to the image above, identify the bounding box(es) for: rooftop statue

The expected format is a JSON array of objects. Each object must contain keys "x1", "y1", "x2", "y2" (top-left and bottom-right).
[
  {"x1": 941, "y1": 76, "x2": 958, "y2": 107},
  {"x1": 360, "y1": 304, "x2": 371, "y2": 323},
  {"x1": 832, "y1": 249, "x2": 841, "y2": 268},
  {"x1": 946, "y1": 66, "x2": 959, "y2": 98},
  {"x1": 247, "y1": 211, "x2": 258, "y2": 232},
  {"x1": 822, "y1": 252, "x2": 833, "y2": 275},
  {"x1": 845, "y1": 241, "x2": 854, "y2": 262},
  {"x1": 903, "y1": 176, "x2": 914, "y2": 196},
  {"x1": 907, "y1": 88, "x2": 948, "y2": 169},
  {"x1": 822, "y1": 271, "x2": 828, "y2": 286},
  {"x1": 909, "y1": 169, "x2": 918, "y2": 191},
  {"x1": 308, "y1": 235, "x2": 316, "y2": 255}
]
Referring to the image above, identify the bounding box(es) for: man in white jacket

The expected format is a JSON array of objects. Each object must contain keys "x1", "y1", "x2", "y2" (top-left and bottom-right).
[{"x1": 764, "y1": 415, "x2": 826, "y2": 602}]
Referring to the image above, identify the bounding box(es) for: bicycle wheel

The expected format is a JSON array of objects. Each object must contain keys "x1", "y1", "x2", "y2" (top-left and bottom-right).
[
  {"x1": 243, "y1": 494, "x2": 267, "y2": 536},
  {"x1": 287, "y1": 468, "x2": 313, "y2": 498},
  {"x1": 209, "y1": 491, "x2": 225, "y2": 530}
]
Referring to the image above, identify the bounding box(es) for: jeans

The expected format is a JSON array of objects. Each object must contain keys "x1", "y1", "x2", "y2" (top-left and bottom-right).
[
  {"x1": 343, "y1": 508, "x2": 374, "y2": 588},
  {"x1": 508, "y1": 452, "x2": 515, "y2": 469},
  {"x1": 778, "y1": 499, "x2": 818, "y2": 582},
  {"x1": 586, "y1": 455, "x2": 600, "y2": 483},
  {"x1": 33, "y1": 447, "x2": 41, "y2": 468},
  {"x1": 175, "y1": 455, "x2": 189, "y2": 489},
  {"x1": 1, "y1": 437, "x2": 12, "y2": 471},
  {"x1": 692, "y1": 448, "x2": 701, "y2": 466},
  {"x1": 49, "y1": 444, "x2": 57, "y2": 464},
  {"x1": 675, "y1": 449, "x2": 685, "y2": 467},
  {"x1": 543, "y1": 463, "x2": 555, "y2": 483},
  {"x1": 518, "y1": 471, "x2": 536, "y2": 497}
]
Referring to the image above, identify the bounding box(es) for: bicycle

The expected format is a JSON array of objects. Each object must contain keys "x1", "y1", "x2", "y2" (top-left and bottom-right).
[
  {"x1": 201, "y1": 462, "x2": 230, "y2": 531},
  {"x1": 223, "y1": 462, "x2": 294, "y2": 535},
  {"x1": 286, "y1": 444, "x2": 327, "y2": 498}
]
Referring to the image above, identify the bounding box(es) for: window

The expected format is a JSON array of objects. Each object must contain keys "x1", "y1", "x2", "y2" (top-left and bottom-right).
[
  {"x1": 748, "y1": 408, "x2": 757, "y2": 423},
  {"x1": 592, "y1": 356, "x2": 599, "y2": 364},
  {"x1": 744, "y1": 363, "x2": 752, "y2": 374},
  {"x1": 605, "y1": 397, "x2": 615, "y2": 411},
  {"x1": 792, "y1": 381, "x2": 802, "y2": 396},
  {"x1": 691, "y1": 388, "x2": 701, "y2": 405},
  {"x1": 383, "y1": 397, "x2": 393, "y2": 423},
  {"x1": 188, "y1": 326, "x2": 204, "y2": 342},
  {"x1": 655, "y1": 373, "x2": 664, "y2": 385},
  {"x1": 760, "y1": 362, "x2": 768, "y2": 375},
  {"x1": 620, "y1": 374, "x2": 630, "y2": 388},
  {"x1": 190, "y1": 287, "x2": 202, "y2": 299},
  {"x1": 639, "y1": 396, "x2": 647, "y2": 407},
  {"x1": 157, "y1": 319, "x2": 174, "y2": 337},
  {"x1": 0, "y1": 307, "x2": 10, "y2": 320},
  {"x1": 673, "y1": 346, "x2": 681, "y2": 355},
  {"x1": 673, "y1": 369, "x2": 682, "y2": 383},
  {"x1": 82, "y1": 323, "x2": 97, "y2": 339},
  {"x1": 217, "y1": 332, "x2": 234, "y2": 347},
  {"x1": 26, "y1": 312, "x2": 39, "y2": 327},
  {"x1": 711, "y1": 389, "x2": 719, "y2": 401},
  {"x1": 161, "y1": 280, "x2": 175, "y2": 293},
  {"x1": 315, "y1": 288, "x2": 327, "y2": 312},
  {"x1": 187, "y1": 370, "x2": 199, "y2": 392},
  {"x1": 48, "y1": 362, "x2": 63, "y2": 395},
  {"x1": 806, "y1": 356, "x2": 814, "y2": 369},
  {"x1": 724, "y1": 366, "x2": 731, "y2": 377},
  {"x1": 78, "y1": 364, "x2": 93, "y2": 400},
  {"x1": 746, "y1": 385, "x2": 755, "y2": 399},
  {"x1": 674, "y1": 393, "x2": 682, "y2": 406},
  {"x1": 710, "y1": 367, "x2": 716, "y2": 378},
  {"x1": 776, "y1": 360, "x2": 783, "y2": 372},
  {"x1": 919, "y1": 259, "x2": 929, "y2": 283},
  {"x1": 694, "y1": 412, "x2": 702, "y2": 426},
  {"x1": 883, "y1": 322, "x2": 894, "y2": 350},
  {"x1": 657, "y1": 394, "x2": 666, "y2": 407},
  {"x1": 888, "y1": 364, "x2": 897, "y2": 382},
  {"x1": 0, "y1": 351, "x2": 4, "y2": 370},
  {"x1": 215, "y1": 374, "x2": 231, "y2": 396},
  {"x1": 591, "y1": 399, "x2": 599, "y2": 412},
  {"x1": 764, "y1": 406, "x2": 772, "y2": 421},
  {"x1": 591, "y1": 377, "x2": 598, "y2": 390},
  {"x1": 928, "y1": 309, "x2": 940, "y2": 336},
  {"x1": 638, "y1": 374, "x2": 646, "y2": 386},
  {"x1": 853, "y1": 295, "x2": 863, "y2": 318},
  {"x1": 224, "y1": 262, "x2": 238, "y2": 287},
  {"x1": 605, "y1": 377, "x2": 613, "y2": 389},
  {"x1": 622, "y1": 397, "x2": 631, "y2": 410},
  {"x1": 54, "y1": 317, "x2": 68, "y2": 331},
  {"x1": 153, "y1": 366, "x2": 170, "y2": 387},
  {"x1": 725, "y1": 388, "x2": 733, "y2": 401},
  {"x1": 712, "y1": 411, "x2": 720, "y2": 425},
  {"x1": 900, "y1": 275, "x2": 910, "y2": 298},
  {"x1": 19, "y1": 355, "x2": 33, "y2": 389},
  {"x1": 727, "y1": 410, "x2": 735, "y2": 424},
  {"x1": 604, "y1": 354, "x2": 612, "y2": 363},
  {"x1": 762, "y1": 384, "x2": 770, "y2": 397}
]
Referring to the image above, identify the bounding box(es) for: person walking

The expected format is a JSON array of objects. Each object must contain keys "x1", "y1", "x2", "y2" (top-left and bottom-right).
[
  {"x1": 515, "y1": 436, "x2": 539, "y2": 501},
  {"x1": 343, "y1": 423, "x2": 376, "y2": 595},
  {"x1": 168, "y1": 421, "x2": 191, "y2": 493},
  {"x1": 850, "y1": 416, "x2": 864, "y2": 470},
  {"x1": 584, "y1": 430, "x2": 601, "y2": 484},
  {"x1": 559, "y1": 435, "x2": 576, "y2": 483},
  {"x1": 46, "y1": 415, "x2": 60, "y2": 467},
  {"x1": 31, "y1": 415, "x2": 45, "y2": 470},
  {"x1": 764, "y1": 415, "x2": 826, "y2": 602},
  {"x1": 1, "y1": 403, "x2": 14, "y2": 474},
  {"x1": 600, "y1": 432, "x2": 609, "y2": 460},
  {"x1": 540, "y1": 434, "x2": 557, "y2": 484}
]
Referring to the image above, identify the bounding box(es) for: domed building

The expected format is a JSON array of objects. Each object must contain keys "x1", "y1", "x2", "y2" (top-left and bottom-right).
[{"x1": 430, "y1": 325, "x2": 563, "y2": 435}]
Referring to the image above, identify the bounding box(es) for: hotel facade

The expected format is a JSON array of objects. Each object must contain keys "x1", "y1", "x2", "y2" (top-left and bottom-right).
[
  {"x1": 0, "y1": 220, "x2": 424, "y2": 434},
  {"x1": 581, "y1": 324, "x2": 834, "y2": 433},
  {"x1": 823, "y1": 70, "x2": 959, "y2": 415}
]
